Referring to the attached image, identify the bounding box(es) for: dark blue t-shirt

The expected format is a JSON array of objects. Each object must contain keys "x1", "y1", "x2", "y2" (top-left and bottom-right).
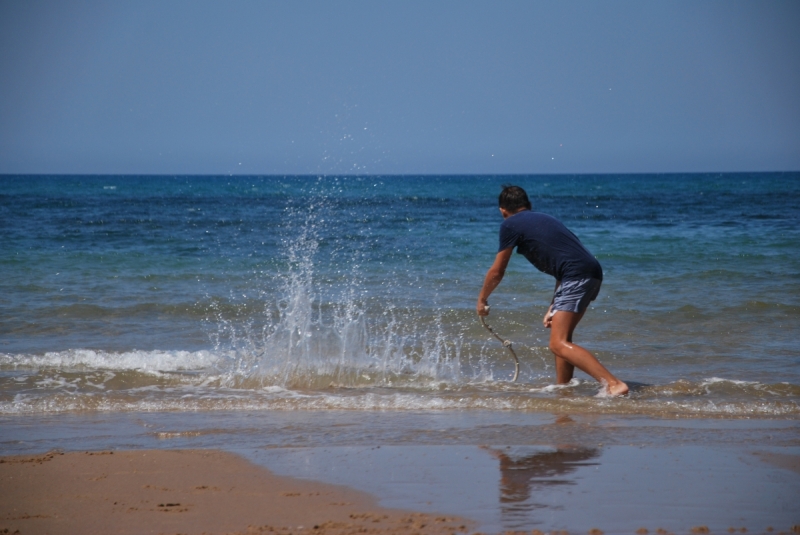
[{"x1": 499, "y1": 211, "x2": 602, "y2": 281}]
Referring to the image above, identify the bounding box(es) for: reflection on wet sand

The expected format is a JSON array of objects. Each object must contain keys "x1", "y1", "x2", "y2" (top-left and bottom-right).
[{"x1": 482, "y1": 443, "x2": 600, "y2": 527}]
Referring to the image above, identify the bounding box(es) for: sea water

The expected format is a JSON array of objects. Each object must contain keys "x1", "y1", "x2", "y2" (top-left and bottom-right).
[{"x1": 1, "y1": 174, "x2": 799, "y2": 418}]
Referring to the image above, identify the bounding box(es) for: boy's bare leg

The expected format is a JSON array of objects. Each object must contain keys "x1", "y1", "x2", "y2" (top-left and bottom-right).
[
  {"x1": 548, "y1": 310, "x2": 628, "y2": 396},
  {"x1": 553, "y1": 309, "x2": 579, "y2": 383},
  {"x1": 555, "y1": 356, "x2": 575, "y2": 384}
]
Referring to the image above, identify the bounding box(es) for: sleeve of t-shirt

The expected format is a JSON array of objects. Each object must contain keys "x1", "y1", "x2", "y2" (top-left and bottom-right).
[{"x1": 498, "y1": 221, "x2": 519, "y2": 252}]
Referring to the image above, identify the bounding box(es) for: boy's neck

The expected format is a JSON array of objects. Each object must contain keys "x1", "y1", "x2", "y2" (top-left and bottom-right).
[{"x1": 500, "y1": 207, "x2": 529, "y2": 219}]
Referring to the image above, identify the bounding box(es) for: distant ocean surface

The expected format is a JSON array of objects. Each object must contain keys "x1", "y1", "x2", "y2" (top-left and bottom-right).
[{"x1": 1, "y1": 174, "x2": 799, "y2": 418}]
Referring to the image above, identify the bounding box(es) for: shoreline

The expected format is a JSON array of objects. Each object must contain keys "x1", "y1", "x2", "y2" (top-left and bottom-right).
[
  {"x1": 0, "y1": 448, "x2": 472, "y2": 535},
  {"x1": 2, "y1": 411, "x2": 798, "y2": 534}
]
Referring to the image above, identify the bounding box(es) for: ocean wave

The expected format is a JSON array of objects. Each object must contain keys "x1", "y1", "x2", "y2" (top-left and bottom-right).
[
  {"x1": 1, "y1": 373, "x2": 797, "y2": 418},
  {"x1": 0, "y1": 349, "x2": 219, "y2": 373},
  {"x1": 2, "y1": 389, "x2": 797, "y2": 418},
  {"x1": 647, "y1": 377, "x2": 800, "y2": 397}
]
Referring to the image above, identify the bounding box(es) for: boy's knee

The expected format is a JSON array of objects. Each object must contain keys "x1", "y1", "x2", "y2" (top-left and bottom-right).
[{"x1": 549, "y1": 339, "x2": 565, "y2": 355}]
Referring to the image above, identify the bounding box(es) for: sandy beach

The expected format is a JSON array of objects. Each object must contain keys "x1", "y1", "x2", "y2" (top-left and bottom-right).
[
  {"x1": 2, "y1": 411, "x2": 799, "y2": 535},
  {"x1": 0, "y1": 449, "x2": 471, "y2": 535}
]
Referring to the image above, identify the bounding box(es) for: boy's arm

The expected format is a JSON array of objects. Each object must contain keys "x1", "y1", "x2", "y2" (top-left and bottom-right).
[{"x1": 477, "y1": 247, "x2": 514, "y2": 316}]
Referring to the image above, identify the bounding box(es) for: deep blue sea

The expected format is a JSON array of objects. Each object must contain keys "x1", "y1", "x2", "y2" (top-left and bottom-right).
[{"x1": 1, "y1": 174, "x2": 799, "y2": 418}]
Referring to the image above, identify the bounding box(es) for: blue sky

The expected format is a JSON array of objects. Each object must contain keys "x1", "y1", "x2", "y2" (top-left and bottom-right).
[{"x1": 1, "y1": 0, "x2": 798, "y2": 175}]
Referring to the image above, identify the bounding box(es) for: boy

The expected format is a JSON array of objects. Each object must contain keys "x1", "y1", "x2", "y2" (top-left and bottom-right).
[{"x1": 476, "y1": 185, "x2": 628, "y2": 396}]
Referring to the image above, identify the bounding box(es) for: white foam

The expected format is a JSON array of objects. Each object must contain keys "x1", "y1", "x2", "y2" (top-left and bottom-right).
[
  {"x1": 701, "y1": 377, "x2": 759, "y2": 386},
  {"x1": 531, "y1": 378, "x2": 582, "y2": 393},
  {"x1": 0, "y1": 349, "x2": 220, "y2": 373},
  {"x1": 2, "y1": 388, "x2": 798, "y2": 417}
]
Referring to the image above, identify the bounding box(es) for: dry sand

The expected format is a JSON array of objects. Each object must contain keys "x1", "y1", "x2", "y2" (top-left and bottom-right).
[{"x1": 0, "y1": 449, "x2": 472, "y2": 535}]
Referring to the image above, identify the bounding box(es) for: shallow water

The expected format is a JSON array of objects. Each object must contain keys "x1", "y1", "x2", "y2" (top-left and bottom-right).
[
  {"x1": 247, "y1": 445, "x2": 799, "y2": 533},
  {"x1": 1, "y1": 174, "x2": 799, "y2": 418}
]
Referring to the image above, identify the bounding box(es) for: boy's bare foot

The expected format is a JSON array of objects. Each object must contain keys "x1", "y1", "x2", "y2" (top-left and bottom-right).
[{"x1": 607, "y1": 380, "x2": 629, "y2": 397}]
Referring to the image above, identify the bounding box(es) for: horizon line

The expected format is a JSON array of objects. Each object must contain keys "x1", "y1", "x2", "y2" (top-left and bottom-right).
[{"x1": 2, "y1": 170, "x2": 798, "y2": 178}]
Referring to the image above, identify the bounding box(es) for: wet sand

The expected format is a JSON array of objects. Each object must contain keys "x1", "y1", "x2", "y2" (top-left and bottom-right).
[
  {"x1": 1, "y1": 412, "x2": 799, "y2": 534},
  {"x1": 245, "y1": 443, "x2": 800, "y2": 534},
  {"x1": 0, "y1": 449, "x2": 471, "y2": 535}
]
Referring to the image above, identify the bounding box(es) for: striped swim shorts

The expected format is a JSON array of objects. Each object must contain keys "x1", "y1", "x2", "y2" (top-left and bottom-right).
[{"x1": 551, "y1": 278, "x2": 602, "y2": 314}]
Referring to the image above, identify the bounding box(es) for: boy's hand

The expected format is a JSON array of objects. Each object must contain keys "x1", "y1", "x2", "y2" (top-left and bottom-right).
[
  {"x1": 477, "y1": 302, "x2": 490, "y2": 316},
  {"x1": 543, "y1": 305, "x2": 554, "y2": 328}
]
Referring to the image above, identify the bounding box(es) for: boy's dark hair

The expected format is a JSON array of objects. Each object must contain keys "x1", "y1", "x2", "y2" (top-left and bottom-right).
[{"x1": 498, "y1": 185, "x2": 532, "y2": 212}]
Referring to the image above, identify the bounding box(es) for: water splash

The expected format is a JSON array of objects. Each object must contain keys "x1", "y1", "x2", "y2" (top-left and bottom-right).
[{"x1": 207, "y1": 191, "x2": 471, "y2": 390}]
